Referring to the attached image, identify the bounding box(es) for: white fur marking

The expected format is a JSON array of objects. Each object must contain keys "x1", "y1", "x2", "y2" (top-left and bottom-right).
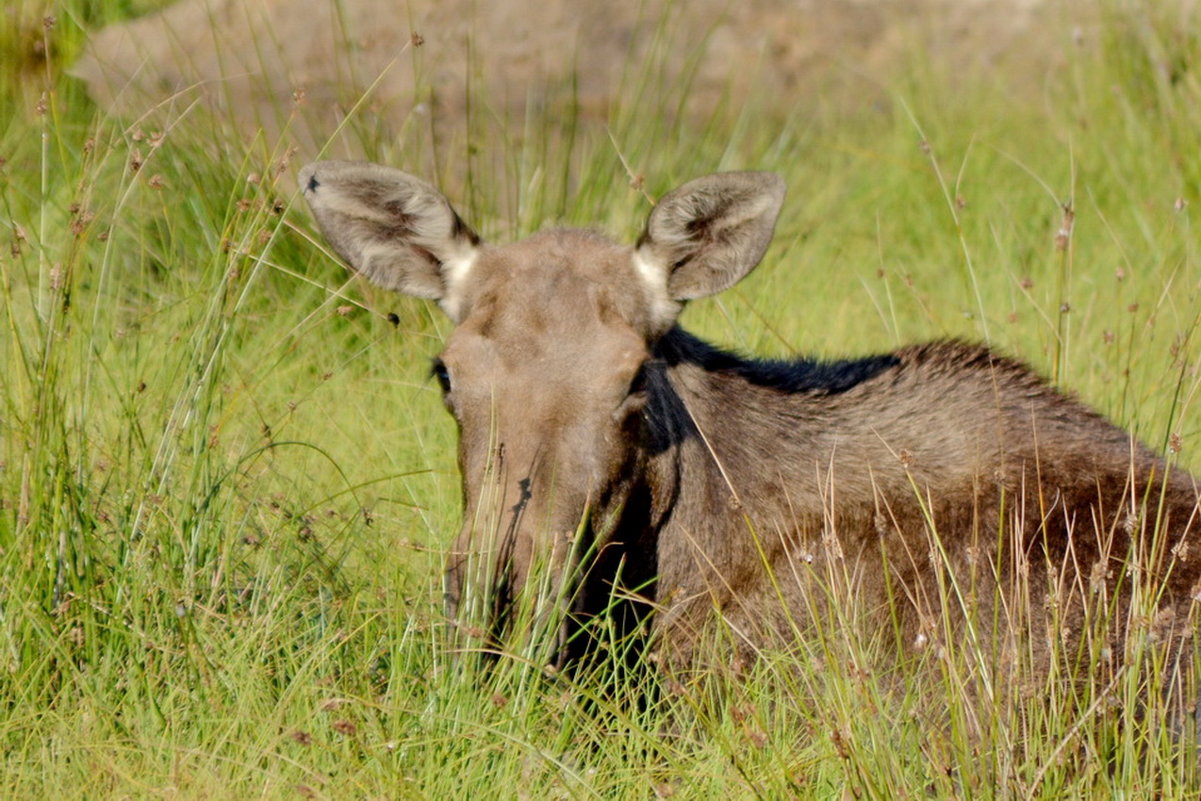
[
  {"x1": 632, "y1": 248, "x2": 681, "y2": 332},
  {"x1": 438, "y1": 248, "x2": 478, "y2": 322}
]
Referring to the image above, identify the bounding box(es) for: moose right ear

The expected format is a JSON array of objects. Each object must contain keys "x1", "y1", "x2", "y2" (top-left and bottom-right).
[
  {"x1": 635, "y1": 171, "x2": 785, "y2": 304},
  {"x1": 300, "y1": 161, "x2": 481, "y2": 320}
]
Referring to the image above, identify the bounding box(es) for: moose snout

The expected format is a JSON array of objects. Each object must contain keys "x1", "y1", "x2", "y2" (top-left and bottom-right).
[{"x1": 443, "y1": 483, "x2": 591, "y2": 647}]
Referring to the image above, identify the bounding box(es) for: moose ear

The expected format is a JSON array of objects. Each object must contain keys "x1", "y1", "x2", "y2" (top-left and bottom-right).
[
  {"x1": 635, "y1": 172, "x2": 785, "y2": 302},
  {"x1": 299, "y1": 161, "x2": 481, "y2": 319}
]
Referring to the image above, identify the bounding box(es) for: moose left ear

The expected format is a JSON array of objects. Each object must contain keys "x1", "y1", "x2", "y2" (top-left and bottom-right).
[
  {"x1": 635, "y1": 171, "x2": 786, "y2": 301},
  {"x1": 299, "y1": 161, "x2": 481, "y2": 321}
]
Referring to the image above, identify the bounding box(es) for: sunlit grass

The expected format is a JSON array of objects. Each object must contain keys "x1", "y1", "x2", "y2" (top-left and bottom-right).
[{"x1": 1, "y1": 0, "x2": 1199, "y2": 797}]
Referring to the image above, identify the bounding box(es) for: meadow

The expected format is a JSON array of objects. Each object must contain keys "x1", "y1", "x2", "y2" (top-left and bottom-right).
[{"x1": 2, "y1": 1, "x2": 1200, "y2": 797}]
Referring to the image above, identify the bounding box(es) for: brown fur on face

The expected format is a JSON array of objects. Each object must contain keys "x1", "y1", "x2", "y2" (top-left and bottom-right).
[
  {"x1": 301, "y1": 161, "x2": 1200, "y2": 684},
  {"x1": 435, "y1": 230, "x2": 654, "y2": 633}
]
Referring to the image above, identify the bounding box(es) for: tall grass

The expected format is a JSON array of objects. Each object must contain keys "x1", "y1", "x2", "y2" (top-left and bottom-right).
[{"x1": 1, "y1": 0, "x2": 1199, "y2": 797}]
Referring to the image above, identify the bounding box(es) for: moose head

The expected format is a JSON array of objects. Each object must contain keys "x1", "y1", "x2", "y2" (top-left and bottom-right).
[{"x1": 301, "y1": 161, "x2": 785, "y2": 659}]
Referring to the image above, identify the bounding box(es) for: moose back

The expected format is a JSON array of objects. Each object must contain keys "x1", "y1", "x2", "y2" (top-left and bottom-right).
[{"x1": 301, "y1": 161, "x2": 1200, "y2": 678}]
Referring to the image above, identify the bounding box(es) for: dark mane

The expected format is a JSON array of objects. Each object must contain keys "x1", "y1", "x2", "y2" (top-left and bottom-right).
[{"x1": 653, "y1": 326, "x2": 900, "y2": 396}]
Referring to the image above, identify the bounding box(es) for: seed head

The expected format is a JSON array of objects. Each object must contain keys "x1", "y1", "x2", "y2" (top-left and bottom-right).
[
  {"x1": 730, "y1": 703, "x2": 755, "y2": 723},
  {"x1": 830, "y1": 728, "x2": 851, "y2": 760},
  {"x1": 1171, "y1": 538, "x2": 1190, "y2": 562},
  {"x1": 1054, "y1": 202, "x2": 1075, "y2": 251}
]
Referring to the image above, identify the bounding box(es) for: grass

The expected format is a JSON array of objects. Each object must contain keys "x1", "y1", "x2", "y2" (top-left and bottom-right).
[{"x1": 2, "y1": 0, "x2": 1200, "y2": 797}]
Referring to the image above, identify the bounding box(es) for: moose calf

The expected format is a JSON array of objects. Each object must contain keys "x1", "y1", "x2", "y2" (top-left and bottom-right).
[{"x1": 301, "y1": 161, "x2": 1200, "y2": 695}]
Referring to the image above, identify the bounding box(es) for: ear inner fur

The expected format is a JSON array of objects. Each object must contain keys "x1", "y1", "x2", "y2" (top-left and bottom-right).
[
  {"x1": 300, "y1": 161, "x2": 480, "y2": 317},
  {"x1": 635, "y1": 171, "x2": 786, "y2": 303}
]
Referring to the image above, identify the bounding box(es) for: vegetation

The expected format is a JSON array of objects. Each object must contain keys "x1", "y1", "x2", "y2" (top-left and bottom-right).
[{"x1": 1, "y1": 0, "x2": 1199, "y2": 797}]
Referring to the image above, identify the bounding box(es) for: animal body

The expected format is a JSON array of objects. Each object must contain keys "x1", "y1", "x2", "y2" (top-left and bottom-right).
[{"x1": 301, "y1": 162, "x2": 1200, "y2": 687}]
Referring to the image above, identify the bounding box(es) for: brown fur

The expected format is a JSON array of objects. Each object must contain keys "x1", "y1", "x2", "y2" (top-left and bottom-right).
[
  {"x1": 301, "y1": 161, "x2": 1201, "y2": 688},
  {"x1": 646, "y1": 336, "x2": 1199, "y2": 671}
]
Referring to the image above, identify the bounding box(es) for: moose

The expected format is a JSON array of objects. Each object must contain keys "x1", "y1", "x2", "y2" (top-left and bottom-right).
[{"x1": 301, "y1": 161, "x2": 1200, "y2": 689}]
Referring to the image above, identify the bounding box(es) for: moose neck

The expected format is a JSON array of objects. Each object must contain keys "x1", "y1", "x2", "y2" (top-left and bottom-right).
[
  {"x1": 580, "y1": 326, "x2": 902, "y2": 621},
  {"x1": 645, "y1": 326, "x2": 901, "y2": 532}
]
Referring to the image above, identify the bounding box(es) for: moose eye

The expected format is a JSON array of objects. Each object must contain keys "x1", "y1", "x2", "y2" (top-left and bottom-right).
[{"x1": 431, "y1": 358, "x2": 452, "y2": 394}]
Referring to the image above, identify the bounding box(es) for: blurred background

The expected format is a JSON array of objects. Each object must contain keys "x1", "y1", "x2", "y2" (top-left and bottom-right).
[{"x1": 69, "y1": 0, "x2": 1082, "y2": 164}]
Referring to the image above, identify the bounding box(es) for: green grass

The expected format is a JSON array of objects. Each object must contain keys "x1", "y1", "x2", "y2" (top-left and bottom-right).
[{"x1": 2, "y1": 0, "x2": 1200, "y2": 797}]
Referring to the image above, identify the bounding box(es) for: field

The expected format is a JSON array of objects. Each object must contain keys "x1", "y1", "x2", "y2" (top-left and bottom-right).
[{"x1": 2, "y1": 1, "x2": 1201, "y2": 798}]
